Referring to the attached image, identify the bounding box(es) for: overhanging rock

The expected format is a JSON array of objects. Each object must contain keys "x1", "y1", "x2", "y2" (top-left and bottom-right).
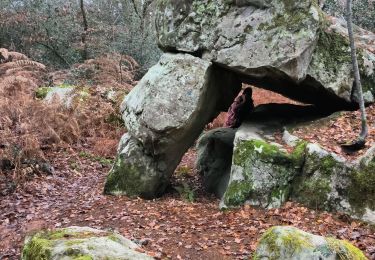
[
  {"x1": 156, "y1": 0, "x2": 375, "y2": 107},
  {"x1": 106, "y1": 0, "x2": 375, "y2": 200}
]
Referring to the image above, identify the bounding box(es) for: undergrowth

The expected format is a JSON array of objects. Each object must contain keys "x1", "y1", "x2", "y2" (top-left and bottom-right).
[{"x1": 0, "y1": 48, "x2": 137, "y2": 185}]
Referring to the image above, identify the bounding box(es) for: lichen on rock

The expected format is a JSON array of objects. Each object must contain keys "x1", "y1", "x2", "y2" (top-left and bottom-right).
[
  {"x1": 105, "y1": 53, "x2": 241, "y2": 198},
  {"x1": 221, "y1": 124, "x2": 307, "y2": 209},
  {"x1": 156, "y1": 0, "x2": 375, "y2": 107},
  {"x1": 254, "y1": 226, "x2": 367, "y2": 260},
  {"x1": 22, "y1": 226, "x2": 154, "y2": 260},
  {"x1": 206, "y1": 105, "x2": 375, "y2": 224}
]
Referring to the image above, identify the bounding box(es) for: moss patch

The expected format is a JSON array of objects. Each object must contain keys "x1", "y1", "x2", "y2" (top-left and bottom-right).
[
  {"x1": 104, "y1": 154, "x2": 164, "y2": 199},
  {"x1": 35, "y1": 87, "x2": 52, "y2": 99},
  {"x1": 348, "y1": 161, "x2": 375, "y2": 215},
  {"x1": 255, "y1": 227, "x2": 314, "y2": 259},
  {"x1": 104, "y1": 157, "x2": 144, "y2": 197},
  {"x1": 233, "y1": 139, "x2": 303, "y2": 167},
  {"x1": 223, "y1": 180, "x2": 253, "y2": 207},
  {"x1": 291, "y1": 150, "x2": 340, "y2": 210},
  {"x1": 326, "y1": 237, "x2": 367, "y2": 260},
  {"x1": 295, "y1": 177, "x2": 331, "y2": 210},
  {"x1": 224, "y1": 139, "x2": 306, "y2": 208},
  {"x1": 33, "y1": 228, "x2": 108, "y2": 242},
  {"x1": 22, "y1": 236, "x2": 53, "y2": 260},
  {"x1": 73, "y1": 256, "x2": 93, "y2": 260}
]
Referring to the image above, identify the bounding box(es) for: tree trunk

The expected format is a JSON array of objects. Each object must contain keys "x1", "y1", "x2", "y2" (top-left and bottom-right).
[
  {"x1": 346, "y1": 0, "x2": 368, "y2": 147},
  {"x1": 79, "y1": 0, "x2": 89, "y2": 60}
]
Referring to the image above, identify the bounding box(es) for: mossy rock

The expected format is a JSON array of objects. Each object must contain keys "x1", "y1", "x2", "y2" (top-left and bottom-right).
[
  {"x1": 221, "y1": 138, "x2": 307, "y2": 209},
  {"x1": 254, "y1": 226, "x2": 367, "y2": 260},
  {"x1": 292, "y1": 143, "x2": 375, "y2": 223},
  {"x1": 104, "y1": 134, "x2": 168, "y2": 199},
  {"x1": 22, "y1": 226, "x2": 154, "y2": 260}
]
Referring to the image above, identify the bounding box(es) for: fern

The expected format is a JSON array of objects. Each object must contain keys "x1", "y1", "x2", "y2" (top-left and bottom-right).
[
  {"x1": 8, "y1": 51, "x2": 28, "y2": 61},
  {"x1": 9, "y1": 60, "x2": 46, "y2": 70}
]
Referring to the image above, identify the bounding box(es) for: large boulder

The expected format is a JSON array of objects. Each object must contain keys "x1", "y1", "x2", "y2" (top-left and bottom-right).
[
  {"x1": 104, "y1": 53, "x2": 241, "y2": 198},
  {"x1": 220, "y1": 127, "x2": 306, "y2": 209},
  {"x1": 107, "y1": 0, "x2": 375, "y2": 200},
  {"x1": 254, "y1": 226, "x2": 367, "y2": 260},
  {"x1": 22, "y1": 226, "x2": 154, "y2": 260},
  {"x1": 219, "y1": 104, "x2": 318, "y2": 209},
  {"x1": 195, "y1": 104, "x2": 375, "y2": 224},
  {"x1": 291, "y1": 143, "x2": 375, "y2": 224},
  {"x1": 156, "y1": 0, "x2": 375, "y2": 107}
]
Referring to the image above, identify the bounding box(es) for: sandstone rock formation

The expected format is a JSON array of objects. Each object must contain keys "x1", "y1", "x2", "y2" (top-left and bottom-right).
[
  {"x1": 254, "y1": 226, "x2": 367, "y2": 259},
  {"x1": 22, "y1": 226, "x2": 154, "y2": 260},
  {"x1": 105, "y1": 53, "x2": 240, "y2": 198},
  {"x1": 106, "y1": 0, "x2": 375, "y2": 199},
  {"x1": 156, "y1": 0, "x2": 375, "y2": 107},
  {"x1": 196, "y1": 104, "x2": 375, "y2": 224}
]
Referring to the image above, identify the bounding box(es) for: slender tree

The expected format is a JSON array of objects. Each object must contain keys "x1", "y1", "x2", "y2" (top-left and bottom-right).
[
  {"x1": 79, "y1": 0, "x2": 89, "y2": 60},
  {"x1": 344, "y1": 0, "x2": 368, "y2": 150}
]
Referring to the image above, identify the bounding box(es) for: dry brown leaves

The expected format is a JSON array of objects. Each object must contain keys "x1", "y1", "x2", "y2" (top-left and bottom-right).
[
  {"x1": 293, "y1": 104, "x2": 375, "y2": 159},
  {"x1": 0, "y1": 148, "x2": 374, "y2": 260}
]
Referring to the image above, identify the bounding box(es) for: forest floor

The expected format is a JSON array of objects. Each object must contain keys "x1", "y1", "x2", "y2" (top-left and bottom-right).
[{"x1": 1, "y1": 87, "x2": 375, "y2": 260}]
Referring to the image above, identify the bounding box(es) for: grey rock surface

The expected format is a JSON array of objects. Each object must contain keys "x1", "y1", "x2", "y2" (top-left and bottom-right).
[
  {"x1": 217, "y1": 104, "x2": 375, "y2": 224},
  {"x1": 254, "y1": 226, "x2": 367, "y2": 260},
  {"x1": 105, "y1": 53, "x2": 241, "y2": 198},
  {"x1": 156, "y1": 0, "x2": 375, "y2": 107},
  {"x1": 196, "y1": 128, "x2": 237, "y2": 198},
  {"x1": 22, "y1": 226, "x2": 154, "y2": 260}
]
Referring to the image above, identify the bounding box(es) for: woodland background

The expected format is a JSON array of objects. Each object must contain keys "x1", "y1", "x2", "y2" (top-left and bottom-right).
[{"x1": 1, "y1": 0, "x2": 375, "y2": 259}]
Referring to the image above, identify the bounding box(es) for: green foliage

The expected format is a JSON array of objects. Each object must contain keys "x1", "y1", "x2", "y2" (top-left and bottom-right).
[
  {"x1": 175, "y1": 182, "x2": 196, "y2": 203},
  {"x1": 0, "y1": 0, "x2": 161, "y2": 71},
  {"x1": 78, "y1": 151, "x2": 113, "y2": 166},
  {"x1": 35, "y1": 87, "x2": 51, "y2": 99},
  {"x1": 323, "y1": 0, "x2": 375, "y2": 32},
  {"x1": 175, "y1": 166, "x2": 191, "y2": 176}
]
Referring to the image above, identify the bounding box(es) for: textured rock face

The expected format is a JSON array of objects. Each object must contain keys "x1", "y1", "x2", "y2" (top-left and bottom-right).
[
  {"x1": 220, "y1": 123, "x2": 306, "y2": 209},
  {"x1": 194, "y1": 104, "x2": 375, "y2": 223},
  {"x1": 22, "y1": 226, "x2": 154, "y2": 260},
  {"x1": 196, "y1": 128, "x2": 237, "y2": 198},
  {"x1": 292, "y1": 143, "x2": 375, "y2": 224},
  {"x1": 156, "y1": 0, "x2": 375, "y2": 107},
  {"x1": 108, "y1": 0, "x2": 375, "y2": 200},
  {"x1": 105, "y1": 53, "x2": 241, "y2": 198},
  {"x1": 254, "y1": 226, "x2": 367, "y2": 260},
  {"x1": 219, "y1": 123, "x2": 375, "y2": 223}
]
